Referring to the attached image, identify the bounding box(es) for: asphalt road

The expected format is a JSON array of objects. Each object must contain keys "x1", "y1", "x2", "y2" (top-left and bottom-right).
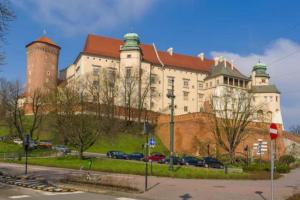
[{"x1": 0, "y1": 183, "x2": 142, "y2": 200}]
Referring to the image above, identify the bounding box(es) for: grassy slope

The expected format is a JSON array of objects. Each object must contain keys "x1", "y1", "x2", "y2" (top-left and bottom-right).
[
  {"x1": 4, "y1": 156, "x2": 272, "y2": 180},
  {"x1": 88, "y1": 133, "x2": 168, "y2": 154}
]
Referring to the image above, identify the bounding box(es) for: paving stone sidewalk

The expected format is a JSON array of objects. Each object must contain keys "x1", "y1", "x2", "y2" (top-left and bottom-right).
[{"x1": 0, "y1": 162, "x2": 299, "y2": 200}]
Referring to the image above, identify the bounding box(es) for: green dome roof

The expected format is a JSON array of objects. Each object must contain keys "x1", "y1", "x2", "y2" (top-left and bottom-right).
[
  {"x1": 121, "y1": 32, "x2": 140, "y2": 51},
  {"x1": 252, "y1": 61, "x2": 269, "y2": 77}
]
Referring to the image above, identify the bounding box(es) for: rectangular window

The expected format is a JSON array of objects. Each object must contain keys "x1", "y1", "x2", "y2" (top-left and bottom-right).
[
  {"x1": 276, "y1": 96, "x2": 278, "y2": 102},
  {"x1": 262, "y1": 79, "x2": 266, "y2": 83},
  {"x1": 229, "y1": 78, "x2": 233, "y2": 85},
  {"x1": 216, "y1": 79, "x2": 219, "y2": 85},
  {"x1": 92, "y1": 65, "x2": 101, "y2": 76},
  {"x1": 150, "y1": 74, "x2": 157, "y2": 84},
  {"x1": 183, "y1": 91, "x2": 189, "y2": 101},
  {"x1": 198, "y1": 81, "x2": 203, "y2": 89},
  {"x1": 183, "y1": 79, "x2": 189, "y2": 89},
  {"x1": 234, "y1": 79, "x2": 239, "y2": 86},
  {"x1": 198, "y1": 93, "x2": 204, "y2": 100},
  {"x1": 239, "y1": 80, "x2": 243, "y2": 87},
  {"x1": 168, "y1": 77, "x2": 174, "y2": 86},
  {"x1": 270, "y1": 96, "x2": 273, "y2": 102},
  {"x1": 264, "y1": 96, "x2": 268, "y2": 101},
  {"x1": 184, "y1": 106, "x2": 188, "y2": 112},
  {"x1": 224, "y1": 76, "x2": 228, "y2": 84},
  {"x1": 167, "y1": 89, "x2": 172, "y2": 96},
  {"x1": 125, "y1": 67, "x2": 132, "y2": 78}
]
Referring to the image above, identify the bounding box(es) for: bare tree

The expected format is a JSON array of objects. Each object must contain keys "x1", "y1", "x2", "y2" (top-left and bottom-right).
[
  {"x1": 206, "y1": 88, "x2": 260, "y2": 163},
  {"x1": 49, "y1": 84, "x2": 100, "y2": 159},
  {"x1": 0, "y1": 0, "x2": 15, "y2": 64}
]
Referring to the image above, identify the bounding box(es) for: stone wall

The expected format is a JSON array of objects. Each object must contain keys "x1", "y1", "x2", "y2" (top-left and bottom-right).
[{"x1": 155, "y1": 112, "x2": 299, "y2": 160}]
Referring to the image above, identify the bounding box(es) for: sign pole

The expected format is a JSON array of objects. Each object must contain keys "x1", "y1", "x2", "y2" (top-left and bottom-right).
[
  {"x1": 269, "y1": 123, "x2": 278, "y2": 200},
  {"x1": 144, "y1": 121, "x2": 149, "y2": 191},
  {"x1": 271, "y1": 140, "x2": 274, "y2": 200}
]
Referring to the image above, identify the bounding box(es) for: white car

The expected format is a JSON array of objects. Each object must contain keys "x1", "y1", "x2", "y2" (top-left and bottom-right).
[{"x1": 13, "y1": 138, "x2": 23, "y2": 145}]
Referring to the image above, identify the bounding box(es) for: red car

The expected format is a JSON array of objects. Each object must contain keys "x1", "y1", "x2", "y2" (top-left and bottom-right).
[{"x1": 144, "y1": 153, "x2": 165, "y2": 162}]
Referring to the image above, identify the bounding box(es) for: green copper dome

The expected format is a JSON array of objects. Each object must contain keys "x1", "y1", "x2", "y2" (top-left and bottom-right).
[
  {"x1": 252, "y1": 61, "x2": 269, "y2": 77},
  {"x1": 121, "y1": 32, "x2": 140, "y2": 51}
]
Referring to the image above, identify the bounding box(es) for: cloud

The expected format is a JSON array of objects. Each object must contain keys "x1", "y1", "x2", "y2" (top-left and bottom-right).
[
  {"x1": 210, "y1": 38, "x2": 300, "y2": 129},
  {"x1": 12, "y1": 0, "x2": 154, "y2": 35}
]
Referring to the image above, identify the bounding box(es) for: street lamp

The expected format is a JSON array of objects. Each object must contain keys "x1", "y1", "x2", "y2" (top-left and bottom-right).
[{"x1": 167, "y1": 79, "x2": 175, "y2": 171}]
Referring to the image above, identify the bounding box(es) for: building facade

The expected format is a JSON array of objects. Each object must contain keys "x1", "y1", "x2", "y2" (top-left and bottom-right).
[{"x1": 26, "y1": 33, "x2": 283, "y2": 125}]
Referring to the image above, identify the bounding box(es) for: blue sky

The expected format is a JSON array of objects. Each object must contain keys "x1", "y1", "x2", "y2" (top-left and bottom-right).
[{"x1": 2, "y1": 0, "x2": 300, "y2": 129}]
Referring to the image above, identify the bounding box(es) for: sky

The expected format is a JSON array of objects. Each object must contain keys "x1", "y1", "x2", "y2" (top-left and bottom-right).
[{"x1": 1, "y1": 0, "x2": 300, "y2": 129}]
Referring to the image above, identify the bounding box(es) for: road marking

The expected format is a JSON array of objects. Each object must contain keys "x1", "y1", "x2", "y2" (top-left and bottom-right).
[
  {"x1": 43, "y1": 191, "x2": 84, "y2": 196},
  {"x1": 116, "y1": 198, "x2": 138, "y2": 200},
  {"x1": 9, "y1": 195, "x2": 30, "y2": 199}
]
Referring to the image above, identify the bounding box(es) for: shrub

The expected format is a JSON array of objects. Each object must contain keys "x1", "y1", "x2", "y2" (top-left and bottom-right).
[
  {"x1": 279, "y1": 155, "x2": 296, "y2": 165},
  {"x1": 275, "y1": 164, "x2": 290, "y2": 173},
  {"x1": 243, "y1": 163, "x2": 290, "y2": 173}
]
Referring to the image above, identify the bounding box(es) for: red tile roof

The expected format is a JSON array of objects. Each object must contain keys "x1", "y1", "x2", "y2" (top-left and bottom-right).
[
  {"x1": 83, "y1": 34, "x2": 214, "y2": 73},
  {"x1": 26, "y1": 36, "x2": 61, "y2": 49}
]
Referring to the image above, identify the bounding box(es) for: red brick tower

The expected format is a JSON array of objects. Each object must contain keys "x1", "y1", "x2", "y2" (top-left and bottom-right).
[{"x1": 25, "y1": 36, "x2": 60, "y2": 95}]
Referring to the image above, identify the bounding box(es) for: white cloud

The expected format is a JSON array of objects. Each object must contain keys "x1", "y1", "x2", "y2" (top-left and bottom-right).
[
  {"x1": 12, "y1": 0, "x2": 154, "y2": 35},
  {"x1": 210, "y1": 38, "x2": 300, "y2": 129}
]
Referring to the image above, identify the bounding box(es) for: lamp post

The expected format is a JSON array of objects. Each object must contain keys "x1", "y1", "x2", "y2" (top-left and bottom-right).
[
  {"x1": 167, "y1": 79, "x2": 175, "y2": 171},
  {"x1": 144, "y1": 121, "x2": 150, "y2": 191},
  {"x1": 24, "y1": 134, "x2": 30, "y2": 175}
]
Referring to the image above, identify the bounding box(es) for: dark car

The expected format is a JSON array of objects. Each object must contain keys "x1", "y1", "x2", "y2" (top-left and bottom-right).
[
  {"x1": 180, "y1": 156, "x2": 203, "y2": 166},
  {"x1": 106, "y1": 151, "x2": 127, "y2": 159},
  {"x1": 144, "y1": 153, "x2": 165, "y2": 162},
  {"x1": 158, "y1": 156, "x2": 181, "y2": 165},
  {"x1": 126, "y1": 152, "x2": 144, "y2": 161},
  {"x1": 202, "y1": 157, "x2": 224, "y2": 169}
]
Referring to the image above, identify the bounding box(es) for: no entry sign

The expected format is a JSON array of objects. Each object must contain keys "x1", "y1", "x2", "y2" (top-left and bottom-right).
[{"x1": 269, "y1": 123, "x2": 278, "y2": 140}]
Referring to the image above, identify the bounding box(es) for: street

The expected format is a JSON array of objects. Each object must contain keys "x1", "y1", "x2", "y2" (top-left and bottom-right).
[
  {"x1": 0, "y1": 182, "x2": 142, "y2": 200},
  {"x1": 0, "y1": 163, "x2": 299, "y2": 200}
]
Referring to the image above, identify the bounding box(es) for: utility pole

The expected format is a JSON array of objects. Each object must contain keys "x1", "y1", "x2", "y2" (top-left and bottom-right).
[
  {"x1": 167, "y1": 79, "x2": 175, "y2": 171},
  {"x1": 144, "y1": 121, "x2": 150, "y2": 191}
]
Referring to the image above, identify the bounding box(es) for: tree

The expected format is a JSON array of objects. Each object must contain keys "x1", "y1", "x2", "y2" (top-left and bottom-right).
[
  {"x1": 0, "y1": 0, "x2": 15, "y2": 64},
  {"x1": 206, "y1": 88, "x2": 260, "y2": 163},
  {"x1": 289, "y1": 125, "x2": 300, "y2": 135},
  {"x1": 0, "y1": 79, "x2": 46, "y2": 140},
  {"x1": 49, "y1": 85, "x2": 100, "y2": 159}
]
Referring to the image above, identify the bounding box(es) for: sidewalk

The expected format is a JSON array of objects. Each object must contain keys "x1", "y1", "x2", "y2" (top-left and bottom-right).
[{"x1": 0, "y1": 162, "x2": 299, "y2": 200}]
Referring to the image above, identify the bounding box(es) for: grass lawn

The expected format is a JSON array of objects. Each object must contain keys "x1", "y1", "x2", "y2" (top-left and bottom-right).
[
  {"x1": 0, "y1": 126, "x2": 9, "y2": 137},
  {"x1": 88, "y1": 133, "x2": 168, "y2": 154},
  {"x1": 0, "y1": 142, "x2": 22, "y2": 153},
  {"x1": 2, "y1": 156, "x2": 279, "y2": 180}
]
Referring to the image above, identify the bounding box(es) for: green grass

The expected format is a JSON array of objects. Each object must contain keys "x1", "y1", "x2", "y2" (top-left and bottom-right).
[
  {"x1": 1, "y1": 156, "x2": 279, "y2": 180},
  {"x1": 88, "y1": 133, "x2": 168, "y2": 154},
  {"x1": 0, "y1": 142, "x2": 22, "y2": 153},
  {"x1": 0, "y1": 126, "x2": 9, "y2": 136}
]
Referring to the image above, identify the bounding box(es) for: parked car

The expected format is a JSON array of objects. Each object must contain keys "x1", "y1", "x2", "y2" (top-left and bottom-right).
[
  {"x1": 158, "y1": 156, "x2": 181, "y2": 165},
  {"x1": 144, "y1": 153, "x2": 165, "y2": 162},
  {"x1": 13, "y1": 138, "x2": 23, "y2": 145},
  {"x1": 52, "y1": 145, "x2": 71, "y2": 154},
  {"x1": 180, "y1": 156, "x2": 203, "y2": 166},
  {"x1": 38, "y1": 140, "x2": 53, "y2": 149},
  {"x1": 106, "y1": 151, "x2": 127, "y2": 159},
  {"x1": 202, "y1": 157, "x2": 224, "y2": 169},
  {"x1": 126, "y1": 152, "x2": 144, "y2": 161}
]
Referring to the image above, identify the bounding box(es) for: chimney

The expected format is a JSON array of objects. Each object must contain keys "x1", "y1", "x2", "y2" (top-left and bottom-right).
[
  {"x1": 197, "y1": 52, "x2": 205, "y2": 61},
  {"x1": 224, "y1": 58, "x2": 227, "y2": 68},
  {"x1": 167, "y1": 47, "x2": 173, "y2": 56},
  {"x1": 214, "y1": 56, "x2": 219, "y2": 66},
  {"x1": 231, "y1": 59, "x2": 234, "y2": 70}
]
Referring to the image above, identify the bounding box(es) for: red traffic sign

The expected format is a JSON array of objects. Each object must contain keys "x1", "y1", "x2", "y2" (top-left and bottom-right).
[{"x1": 269, "y1": 123, "x2": 278, "y2": 140}]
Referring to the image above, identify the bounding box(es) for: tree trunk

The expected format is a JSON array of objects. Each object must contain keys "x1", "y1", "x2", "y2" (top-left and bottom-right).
[{"x1": 79, "y1": 146, "x2": 84, "y2": 160}]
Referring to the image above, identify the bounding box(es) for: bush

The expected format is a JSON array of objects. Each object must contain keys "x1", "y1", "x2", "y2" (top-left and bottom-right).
[
  {"x1": 279, "y1": 155, "x2": 296, "y2": 165},
  {"x1": 243, "y1": 163, "x2": 290, "y2": 173}
]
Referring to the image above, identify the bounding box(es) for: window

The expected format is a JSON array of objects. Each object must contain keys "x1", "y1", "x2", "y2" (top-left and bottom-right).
[
  {"x1": 210, "y1": 82, "x2": 212, "y2": 87},
  {"x1": 92, "y1": 65, "x2": 101, "y2": 76},
  {"x1": 125, "y1": 67, "x2": 132, "y2": 78},
  {"x1": 150, "y1": 74, "x2": 157, "y2": 84},
  {"x1": 198, "y1": 81, "x2": 203, "y2": 90},
  {"x1": 224, "y1": 76, "x2": 228, "y2": 84},
  {"x1": 216, "y1": 79, "x2": 219, "y2": 85},
  {"x1": 47, "y1": 71, "x2": 50, "y2": 76},
  {"x1": 150, "y1": 101, "x2": 155, "y2": 108},
  {"x1": 264, "y1": 96, "x2": 268, "y2": 101},
  {"x1": 198, "y1": 93, "x2": 204, "y2": 100},
  {"x1": 269, "y1": 96, "x2": 273, "y2": 102},
  {"x1": 206, "y1": 83, "x2": 208, "y2": 88},
  {"x1": 127, "y1": 54, "x2": 132, "y2": 58},
  {"x1": 183, "y1": 79, "x2": 189, "y2": 89},
  {"x1": 183, "y1": 91, "x2": 189, "y2": 101},
  {"x1": 150, "y1": 87, "x2": 156, "y2": 94},
  {"x1": 239, "y1": 80, "x2": 243, "y2": 87},
  {"x1": 168, "y1": 77, "x2": 174, "y2": 86},
  {"x1": 229, "y1": 78, "x2": 233, "y2": 85},
  {"x1": 276, "y1": 96, "x2": 278, "y2": 102},
  {"x1": 262, "y1": 79, "x2": 266, "y2": 83},
  {"x1": 184, "y1": 106, "x2": 188, "y2": 112},
  {"x1": 167, "y1": 89, "x2": 172, "y2": 95},
  {"x1": 234, "y1": 79, "x2": 238, "y2": 86}
]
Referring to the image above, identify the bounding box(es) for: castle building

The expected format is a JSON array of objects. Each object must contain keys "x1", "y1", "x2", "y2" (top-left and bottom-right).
[
  {"x1": 25, "y1": 36, "x2": 60, "y2": 95},
  {"x1": 25, "y1": 33, "x2": 283, "y2": 125}
]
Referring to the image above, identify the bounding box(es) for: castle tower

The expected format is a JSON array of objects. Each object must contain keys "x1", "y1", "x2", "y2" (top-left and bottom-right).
[{"x1": 25, "y1": 36, "x2": 60, "y2": 95}]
